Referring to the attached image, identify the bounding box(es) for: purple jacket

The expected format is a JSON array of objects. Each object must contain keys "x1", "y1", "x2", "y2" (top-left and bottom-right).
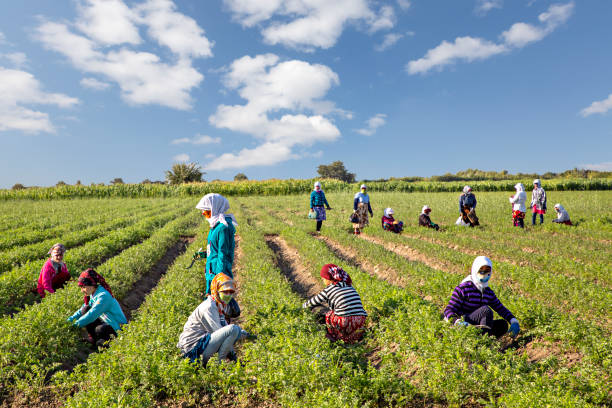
[{"x1": 443, "y1": 280, "x2": 514, "y2": 322}]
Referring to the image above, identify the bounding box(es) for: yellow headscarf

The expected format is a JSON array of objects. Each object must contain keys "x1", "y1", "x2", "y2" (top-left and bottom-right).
[{"x1": 209, "y1": 273, "x2": 235, "y2": 313}]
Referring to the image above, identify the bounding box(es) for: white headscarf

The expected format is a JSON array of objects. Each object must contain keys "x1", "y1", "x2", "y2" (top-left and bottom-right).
[
  {"x1": 384, "y1": 208, "x2": 394, "y2": 217},
  {"x1": 421, "y1": 205, "x2": 431, "y2": 215},
  {"x1": 554, "y1": 203, "x2": 563, "y2": 211},
  {"x1": 195, "y1": 193, "x2": 238, "y2": 228},
  {"x1": 360, "y1": 184, "x2": 367, "y2": 190},
  {"x1": 461, "y1": 256, "x2": 492, "y2": 293},
  {"x1": 514, "y1": 183, "x2": 525, "y2": 192},
  {"x1": 463, "y1": 185, "x2": 472, "y2": 194},
  {"x1": 314, "y1": 181, "x2": 322, "y2": 191},
  {"x1": 533, "y1": 179, "x2": 541, "y2": 187}
]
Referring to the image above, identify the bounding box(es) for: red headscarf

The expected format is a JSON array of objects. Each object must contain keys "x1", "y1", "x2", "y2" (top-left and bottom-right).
[
  {"x1": 78, "y1": 268, "x2": 113, "y2": 305},
  {"x1": 320, "y1": 264, "x2": 352, "y2": 286}
]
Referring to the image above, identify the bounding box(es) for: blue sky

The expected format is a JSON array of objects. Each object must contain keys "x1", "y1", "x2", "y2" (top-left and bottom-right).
[{"x1": 1, "y1": 0, "x2": 611, "y2": 188}]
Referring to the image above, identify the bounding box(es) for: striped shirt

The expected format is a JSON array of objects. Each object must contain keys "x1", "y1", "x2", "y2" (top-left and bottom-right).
[
  {"x1": 443, "y1": 281, "x2": 514, "y2": 322},
  {"x1": 303, "y1": 282, "x2": 367, "y2": 317}
]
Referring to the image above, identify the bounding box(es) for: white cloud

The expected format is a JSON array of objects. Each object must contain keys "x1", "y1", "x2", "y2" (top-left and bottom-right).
[
  {"x1": 375, "y1": 33, "x2": 404, "y2": 51},
  {"x1": 206, "y1": 54, "x2": 341, "y2": 170},
  {"x1": 580, "y1": 94, "x2": 612, "y2": 117},
  {"x1": 0, "y1": 52, "x2": 27, "y2": 68},
  {"x1": 35, "y1": 0, "x2": 212, "y2": 110},
  {"x1": 80, "y1": 77, "x2": 111, "y2": 90},
  {"x1": 397, "y1": 0, "x2": 411, "y2": 11},
  {"x1": 407, "y1": 2, "x2": 574, "y2": 74},
  {"x1": 475, "y1": 0, "x2": 503, "y2": 16},
  {"x1": 0, "y1": 67, "x2": 79, "y2": 133},
  {"x1": 579, "y1": 161, "x2": 612, "y2": 172},
  {"x1": 171, "y1": 134, "x2": 221, "y2": 144},
  {"x1": 0, "y1": 32, "x2": 5, "y2": 43},
  {"x1": 355, "y1": 113, "x2": 387, "y2": 136},
  {"x1": 223, "y1": 0, "x2": 396, "y2": 50},
  {"x1": 173, "y1": 153, "x2": 190, "y2": 162}
]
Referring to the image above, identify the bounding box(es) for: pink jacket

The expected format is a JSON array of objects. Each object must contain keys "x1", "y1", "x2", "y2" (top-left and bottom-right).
[{"x1": 37, "y1": 258, "x2": 68, "y2": 296}]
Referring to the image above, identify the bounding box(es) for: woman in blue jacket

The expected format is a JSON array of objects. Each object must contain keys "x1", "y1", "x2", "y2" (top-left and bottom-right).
[
  {"x1": 68, "y1": 268, "x2": 127, "y2": 348},
  {"x1": 196, "y1": 193, "x2": 238, "y2": 296}
]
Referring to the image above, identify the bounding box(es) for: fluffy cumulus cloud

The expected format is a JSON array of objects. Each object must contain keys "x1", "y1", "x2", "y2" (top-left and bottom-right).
[
  {"x1": 0, "y1": 67, "x2": 79, "y2": 133},
  {"x1": 375, "y1": 33, "x2": 404, "y2": 51},
  {"x1": 580, "y1": 94, "x2": 612, "y2": 117},
  {"x1": 80, "y1": 77, "x2": 111, "y2": 90},
  {"x1": 475, "y1": 0, "x2": 503, "y2": 16},
  {"x1": 579, "y1": 161, "x2": 612, "y2": 171},
  {"x1": 355, "y1": 113, "x2": 387, "y2": 136},
  {"x1": 407, "y1": 2, "x2": 574, "y2": 74},
  {"x1": 223, "y1": 0, "x2": 396, "y2": 50},
  {"x1": 171, "y1": 134, "x2": 221, "y2": 144},
  {"x1": 205, "y1": 54, "x2": 341, "y2": 170},
  {"x1": 36, "y1": 0, "x2": 212, "y2": 110}
]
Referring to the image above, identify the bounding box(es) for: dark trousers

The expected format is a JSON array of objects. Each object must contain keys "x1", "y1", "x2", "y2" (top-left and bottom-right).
[
  {"x1": 85, "y1": 318, "x2": 117, "y2": 348},
  {"x1": 464, "y1": 306, "x2": 508, "y2": 338},
  {"x1": 532, "y1": 213, "x2": 544, "y2": 225},
  {"x1": 316, "y1": 220, "x2": 323, "y2": 231}
]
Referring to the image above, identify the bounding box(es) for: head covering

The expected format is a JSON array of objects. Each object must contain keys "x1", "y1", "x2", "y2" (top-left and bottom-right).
[
  {"x1": 320, "y1": 264, "x2": 352, "y2": 286},
  {"x1": 48, "y1": 243, "x2": 66, "y2": 255},
  {"x1": 463, "y1": 185, "x2": 472, "y2": 194},
  {"x1": 78, "y1": 268, "x2": 114, "y2": 305},
  {"x1": 554, "y1": 203, "x2": 564, "y2": 211},
  {"x1": 533, "y1": 179, "x2": 541, "y2": 187},
  {"x1": 195, "y1": 193, "x2": 238, "y2": 228},
  {"x1": 360, "y1": 184, "x2": 367, "y2": 190},
  {"x1": 314, "y1": 181, "x2": 322, "y2": 191},
  {"x1": 209, "y1": 273, "x2": 235, "y2": 313},
  {"x1": 421, "y1": 205, "x2": 431, "y2": 215},
  {"x1": 461, "y1": 256, "x2": 492, "y2": 293},
  {"x1": 384, "y1": 208, "x2": 394, "y2": 217},
  {"x1": 514, "y1": 183, "x2": 525, "y2": 192}
]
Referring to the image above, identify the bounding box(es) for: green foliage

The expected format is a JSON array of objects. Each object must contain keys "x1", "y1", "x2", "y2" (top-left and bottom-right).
[
  {"x1": 233, "y1": 172, "x2": 248, "y2": 181},
  {"x1": 317, "y1": 160, "x2": 356, "y2": 183},
  {"x1": 110, "y1": 178, "x2": 124, "y2": 185},
  {"x1": 11, "y1": 183, "x2": 25, "y2": 190},
  {"x1": 165, "y1": 162, "x2": 204, "y2": 185}
]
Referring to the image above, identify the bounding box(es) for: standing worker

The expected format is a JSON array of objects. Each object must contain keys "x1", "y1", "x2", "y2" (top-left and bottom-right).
[
  {"x1": 310, "y1": 181, "x2": 332, "y2": 233},
  {"x1": 353, "y1": 184, "x2": 373, "y2": 235},
  {"x1": 196, "y1": 193, "x2": 238, "y2": 296},
  {"x1": 530, "y1": 179, "x2": 547, "y2": 225},
  {"x1": 509, "y1": 183, "x2": 527, "y2": 228}
]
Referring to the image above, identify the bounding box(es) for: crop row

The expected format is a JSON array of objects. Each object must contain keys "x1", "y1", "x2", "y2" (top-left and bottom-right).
[
  {"x1": 242, "y1": 200, "x2": 609, "y2": 406},
  {"x1": 0, "y1": 198, "x2": 170, "y2": 250},
  {"x1": 0, "y1": 210, "x2": 199, "y2": 397},
  {"x1": 1, "y1": 177, "x2": 610, "y2": 201},
  {"x1": 0, "y1": 204, "x2": 190, "y2": 317},
  {"x1": 0, "y1": 201, "x2": 179, "y2": 273}
]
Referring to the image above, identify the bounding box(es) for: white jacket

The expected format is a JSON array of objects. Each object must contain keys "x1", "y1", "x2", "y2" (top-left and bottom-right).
[{"x1": 509, "y1": 183, "x2": 527, "y2": 212}]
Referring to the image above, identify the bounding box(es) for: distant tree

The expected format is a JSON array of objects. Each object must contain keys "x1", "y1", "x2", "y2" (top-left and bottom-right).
[
  {"x1": 165, "y1": 162, "x2": 204, "y2": 185},
  {"x1": 317, "y1": 161, "x2": 356, "y2": 183},
  {"x1": 234, "y1": 173, "x2": 248, "y2": 181},
  {"x1": 75, "y1": 180, "x2": 82, "y2": 186},
  {"x1": 141, "y1": 179, "x2": 152, "y2": 184},
  {"x1": 56, "y1": 181, "x2": 67, "y2": 187},
  {"x1": 110, "y1": 178, "x2": 124, "y2": 185},
  {"x1": 11, "y1": 183, "x2": 25, "y2": 190}
]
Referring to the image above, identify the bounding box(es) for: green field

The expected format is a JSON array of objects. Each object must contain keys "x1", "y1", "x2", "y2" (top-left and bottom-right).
[{"x1": 0, "y1": 190, "x2": 610, "y2": 407}]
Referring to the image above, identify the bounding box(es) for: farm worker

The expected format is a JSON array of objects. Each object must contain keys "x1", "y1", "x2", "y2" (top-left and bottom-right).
[
  {"x1": 443, "y1": 256, "x2": 520, "y2": 338},
  {"x1": 310, "y1": 181, "x2": 332, "y2": 233},
  {"x1": 195, "y1": 193, "x2": 238, "y2": 296},
  {"x1": 509, "y1": 183, "x2": 527, "y2": 228},
  {"x1": 381, "y1": 208, "x2": 404, "y2": 233},
  {"x1": 177, "y1": 273, "x2": 253, "y2": 365},
  {"x1": 552, "y1": 203, "x2": 572, "y2": 225},
  {"x1": 352, "y1": 184, "x2": 373, "y2": 235},
  {"x1": 418, "y1": 205, "x2": 439, "y2": 230},
  {"x1": 303, "y1": 264, "x2": 367, "y2": 344},
  {"x1": 530, "y1": 179, "x2": 547, "y2": 225},
  {"x1": 67, "y1": 268, "x2": 127, "y2": 348},
  {"x1": 37, "y1": 243, "x2": 71, "y2": 297},
  {"x1": 458, "y1": 186, "x2": 479, "y2": 227}
]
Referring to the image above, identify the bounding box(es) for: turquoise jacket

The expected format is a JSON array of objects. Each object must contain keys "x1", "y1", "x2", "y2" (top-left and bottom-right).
[
  {"x1": 69, "y1": 286, "x2": 127, "y2": 331},
  {"x1": 205, "y1": 216, "x2": 236, "y2": 294}
]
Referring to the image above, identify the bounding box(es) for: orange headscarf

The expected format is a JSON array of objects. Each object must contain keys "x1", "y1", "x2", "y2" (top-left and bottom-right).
[{"x1": 209, "y1": 273, "x2": 235, "y2": 313}]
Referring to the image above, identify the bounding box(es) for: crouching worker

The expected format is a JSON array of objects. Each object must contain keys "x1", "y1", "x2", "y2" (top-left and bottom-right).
[
  {"x1": 37, "y1": 243, "x2": 71, "y2": 297},
  {"x1": 382, "y1": 208, "x2": 404, "y2": 233},
  {"x1": 443, "y1": 256, "x2": 520, "y2": 338},
  {"x1": 419, "y1": 206, "x2": 439, "y2": 230},
  {"x1": 67, "y1": 268, "x2": 127, "y2": 348},
  {"x1": 177, "y1": 273, "x2": 252, "y2": 365},
  {"x1": 552, "y1": 203, "x2": 572, "y2": 225},
  {"x1": 303, "y1": 264, "x2": 367, "y2": 344}
]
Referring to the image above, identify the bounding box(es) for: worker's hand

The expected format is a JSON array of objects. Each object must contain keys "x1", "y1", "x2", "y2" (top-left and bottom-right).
[
  {"x1": 454, "y1": 319, "x2": 469, "y2": 328},
  {"x1": 509, "y1": 319, "x2": 520, "y2": 337},
  {"x1": 66, "y1": 315, "x2": 75, "y2": 323}
]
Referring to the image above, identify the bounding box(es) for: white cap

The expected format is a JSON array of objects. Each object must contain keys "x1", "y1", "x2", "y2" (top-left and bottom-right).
[{"x1": 360, "y1": 184, "x2": 367, "y2": 189}]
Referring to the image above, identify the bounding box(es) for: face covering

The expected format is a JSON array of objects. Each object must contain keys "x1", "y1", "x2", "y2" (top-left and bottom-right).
[
  {"x1": 219, "y1": 292, "x2": 233, "y2": 304},
  {"x1": 479, "y1": 274, "x2": 491, "y2": 283}
]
